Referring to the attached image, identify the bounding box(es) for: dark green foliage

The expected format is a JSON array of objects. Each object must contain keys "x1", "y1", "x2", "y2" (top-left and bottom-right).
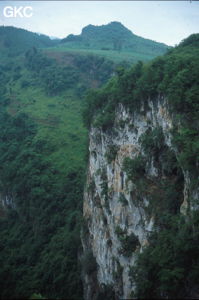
[
  {"x1": 115, "y1": 226, "x2": 139, "y2": 257},
  {"x1": 119, "y1": 233, "x2": 140, "y2": 257},
  {"x1": 25, "y1": 49, "x2": 79, "y2": 95},
  {"x1": 21, "y1": 80, "x2": 30, "y2": 88},
  {"x1": 0, "y1": 32, "x2": 118, "y2": 299},
  {"x1": 0, "y1": 108, "x2": 84, "y2": 299},
  {"x1": 115, "y1": 60, "x2": 144, "y2": 107},
  {"x1": 105, "y1": 144, "x2": 119, "y2": 163},
  {"x1": 118, "y1": 193, "x2": 128, "y2": 206},
  {"x1": 94, "y1": 111, "x2": 116, "y2": 131},
  {"x1": 115, "y1": 225, "x2": 126, "y2": 237},
  {"x1": 25, "y1": 48, "x2": 53, "y2": 72},
  {"x1": 123, "y1": 155, "x2": 145, "y2": 181},
  {"x1": 25, "y1": 48, "x2": 116, "y2": 97},
  {"x1": 100, "y1": 168, "x2": 108, "y2": 193},
  {"x1": 123, "y1": 133, "x2": 184, "y2": 222},
  {"x1": 113, "y1": 259, "x2": 123, "y2": 282},
  {"x1": 30, "y1": 293, "x2": 45, "y2": 299},
  {"x1": 81, "y1": 250, "x2": 97, "y2": 275},
  {"x1": 82, "y1": 61, "x2": 144, "y2": 130},
  {"x1": 0, "y1": 66, "x2": 9, "y2": 96},
  {"x1": 42, "y1": 65, "x2": 79, "y2": 95},
  {"x1": 0, "y1": 24, "x2": 120, "y2": 300},
  {"x1": 179, "y1": 33, "x2": 199, "y2": 48},
  {"x1": 96, "y1": 284, "x2": 115, "y2": 300},
  {"x1": 73, "y1": 54, "x2": 115, "y2": 84},
  {"x1": 139, "y1": 127, "x2": 181, "y2": 177},
  {"x1": 139, "y1": 126, "x2": 165, "y2": 155},
  {"x1": 130, "y1": 212, "x2": 199, "y2": 299},
  {"x1": 88, "y1": 179, "x2": 96, "y2": 194},
  {"x1": 161, "y1": 147, "x2": 179, "y2": 176},
  {"x1": 100, "y1": 169, "x2": 110, "y2": 211},
  {"x1": 0, "y1": 26, "x2": 58, "y2": 58},
  {"x1": 93, "y1": 34, "x2": 198, "y2": 118},
  {"x1": 146, "y1": 176, "x2": 184, "y2": 224},
  {"x1": 173, "y1": 127, "x2": 199, "y2": 175}
]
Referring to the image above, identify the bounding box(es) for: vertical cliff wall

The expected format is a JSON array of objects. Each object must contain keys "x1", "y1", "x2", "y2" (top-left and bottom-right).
[{"x1": 81, "y1": 96, "x2": 198, "y2": 299}]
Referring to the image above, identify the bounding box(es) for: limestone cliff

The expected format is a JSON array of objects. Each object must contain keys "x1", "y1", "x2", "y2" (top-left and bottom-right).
[{"x1": 81, "y1": 96, "x2": 198, "y2": 299}]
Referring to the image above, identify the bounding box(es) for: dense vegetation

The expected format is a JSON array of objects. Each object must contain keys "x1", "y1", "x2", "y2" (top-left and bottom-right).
[
  {"x1": 0, "y1": 110, "x2": 84, "y2": 299},
  {"x1": 0, "y1": 61, "x2": 85, "y2": 299},
  {"x1": 0, "y1": 26, "x2": 119, "y2": 299},
  {"x1": 83, "y1": 34, "x2": 199, "y2": 298},
  {"x1": 0, "y1": 26, "x2": 58, "y2": 60},
  {"x1": 129, "y1": 212, "x2": 199, "y2": 299},
  {"x1": 83, "y1": 34, "x2": 199, "y2": 174}
]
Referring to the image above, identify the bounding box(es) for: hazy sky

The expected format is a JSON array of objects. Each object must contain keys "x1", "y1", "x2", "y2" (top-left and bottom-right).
[{"x1": 0, "y1": 1, "x2": 198, "y2": 46}]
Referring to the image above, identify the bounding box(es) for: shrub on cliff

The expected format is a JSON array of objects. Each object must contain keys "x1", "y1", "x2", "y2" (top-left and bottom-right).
[
  {"x1": 129, "y1": 212, "x2": 199, "y2": 299},
  {"x1": 123, "y1": 155, "x2": 145, "y2": 181},
  {"x1": 81, "y1": 250, "x2": 97, "y2": 275}
]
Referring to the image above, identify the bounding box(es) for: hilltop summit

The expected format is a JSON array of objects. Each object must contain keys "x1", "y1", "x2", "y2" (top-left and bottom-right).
[
  {"x1": 81, "y1": 21, "x2": 133, "y2": 37},
  {"x1": 61, "y1": 21, "x2": 169, "y2": 56}
]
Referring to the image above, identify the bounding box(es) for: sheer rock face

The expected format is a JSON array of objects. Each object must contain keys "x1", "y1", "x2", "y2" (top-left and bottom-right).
[{"x1": 81, "y1": 97, "x2": 198, "y2": 299}]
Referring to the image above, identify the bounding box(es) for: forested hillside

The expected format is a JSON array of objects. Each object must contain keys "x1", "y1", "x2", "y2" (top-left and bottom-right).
[
  {"x1": 0, "y1": 26, "x2": 59, "y2": 60},
  {"x1": 0, "y1": 27, "x2": 117, "y2": 299}
]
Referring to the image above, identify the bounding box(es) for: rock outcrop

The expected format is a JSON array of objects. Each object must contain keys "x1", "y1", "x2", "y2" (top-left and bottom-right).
[{"x1": 81, "y1": 96, "x2": 198, "y2": 299}]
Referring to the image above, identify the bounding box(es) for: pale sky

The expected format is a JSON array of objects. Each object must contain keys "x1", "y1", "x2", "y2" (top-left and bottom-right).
[{"x1": 0, "y1": 1, "x2": 198, "y2": 46}]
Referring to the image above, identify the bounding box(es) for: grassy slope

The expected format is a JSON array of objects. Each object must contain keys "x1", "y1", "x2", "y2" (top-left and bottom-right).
[
  {"x1": 45, "y1": 46, "x2": 157, "y2": 64},
  {"x1": 56, "y1": 22, "x2": 169, "y2": 64},
  {"x1": 5, "y1": 59, "x2": 87, "y2": 177}
]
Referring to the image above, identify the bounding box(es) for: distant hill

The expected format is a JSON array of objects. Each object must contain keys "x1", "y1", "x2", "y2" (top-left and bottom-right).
[
  {"x1": 0, "y1": 26, "x2": 59, "y2": 57},
  {"x1": 0, "y1": 23, "x2": 170, "y2": 65},
  {"x1": 178, "y1": 33, "x2": 199, "y2": 48},
  {"x1": 60, "y1": 21, "x2": 169, "y2": 56}
]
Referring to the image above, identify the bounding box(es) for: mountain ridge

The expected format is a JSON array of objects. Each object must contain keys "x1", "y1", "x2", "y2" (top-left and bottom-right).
[
  {"x1": 0, "y1": 26, "x2": 59, "y2": 57},
  {"x1": 0, "y1": 22, "x2": 169, "y2": 65},
  {"x1": 61, "y1": 21, "x2": 169, "y2": 56}
]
